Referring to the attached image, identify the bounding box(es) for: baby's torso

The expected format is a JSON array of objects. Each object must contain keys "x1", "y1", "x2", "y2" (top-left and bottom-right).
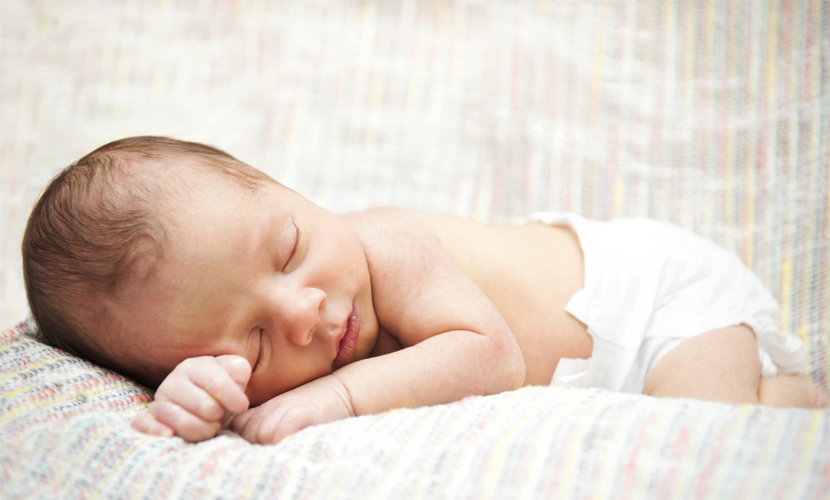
[{"x1": 417, "y1": 212, "x2": 592, "y2": 385}]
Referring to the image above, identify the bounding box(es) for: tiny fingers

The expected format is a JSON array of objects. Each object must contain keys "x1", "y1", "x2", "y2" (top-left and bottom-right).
[
  {"x1": 183, "y1": 358, "x2": 250, "y2": 415},
  {"x1": 136, "y1": 355, "x2": 253, "y2": 443},
  {"x1": 149, "y1": 400, "x2": 222, "y2": 442},
  {"x1": 231, "y1": 406, "x2": 321, "y2": 445},
  {"x1": 261, "y1": 407, "x2": 321, "y2": 444},
  {"x1": 230, "y1": 408, "x2": 271, "y2": 444},
  {"x1": 228, "y1": 409, "x2": 251, "y2": 434},
  {"x1": 131, "y1": 412, "x2": 174, "y2": 438},
  {"x1": 157, "y1": 381, "x2": 229, "y2": 422},
  {"x1": 215, "y1": 355, "x2": 252, "y2": 390}
]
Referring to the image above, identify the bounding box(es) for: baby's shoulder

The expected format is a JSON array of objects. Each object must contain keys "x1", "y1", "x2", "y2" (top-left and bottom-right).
[
  {"x1": 341, "y1": 207, "x2": 496, "y2": 268},
  {"x1": 341, "y1": 206, "x2": 437, "y2": 246},
  {"x1": 340, "y1": 207, "x2": 453, "y2": 289}
]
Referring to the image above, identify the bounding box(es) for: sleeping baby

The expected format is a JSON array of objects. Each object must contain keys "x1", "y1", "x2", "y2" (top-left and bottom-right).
[{"x1": 22, "y1": 136, "x2": 829, "y2": 444}]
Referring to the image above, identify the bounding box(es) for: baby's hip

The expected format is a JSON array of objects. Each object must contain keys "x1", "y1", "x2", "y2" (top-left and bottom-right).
[{"x1": 529, "y1": 213, "x2": 801, "y2": 392}]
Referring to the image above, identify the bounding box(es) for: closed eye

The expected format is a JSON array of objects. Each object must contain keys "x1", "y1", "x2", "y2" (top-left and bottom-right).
[
  {"x1": 282, "y1": 224, "x2": 301, "y2": 272},
  {"x1": 252, "y1": 329, "x2": 264, "y2": 372}
]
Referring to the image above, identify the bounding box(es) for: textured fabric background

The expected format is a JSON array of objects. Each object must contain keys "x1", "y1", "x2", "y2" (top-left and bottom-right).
[
  {"x1": 1, "y1": 0, "x2": 828, "y2": 387},
  {"x1": 1, "y1": 1, "x2": 829, "y2": 498},
  {"x1": 2, "y1": 320, "x2": 828, "y2": 499}
]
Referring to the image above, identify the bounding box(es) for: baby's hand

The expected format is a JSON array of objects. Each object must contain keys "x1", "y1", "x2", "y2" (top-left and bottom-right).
[
  {"x1": 131, "y1": 355, "x2": 251, "y2": 442},
  {"x1": 230, "y1": 374, "x2": 354, "y2": 444}
]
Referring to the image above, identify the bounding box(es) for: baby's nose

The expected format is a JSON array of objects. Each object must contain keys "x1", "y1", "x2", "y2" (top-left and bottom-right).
[{"x1": 285, "y1": 286, "x2": 326, "y2": 347}]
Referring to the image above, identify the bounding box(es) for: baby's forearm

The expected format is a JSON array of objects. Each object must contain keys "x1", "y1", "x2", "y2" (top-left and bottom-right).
[
  {"x1": 229, "y1": 328, "x2": 524, "y2": 444},
  {"x1": 331, "y1": 329, "x2": 526, "y2": 415}
]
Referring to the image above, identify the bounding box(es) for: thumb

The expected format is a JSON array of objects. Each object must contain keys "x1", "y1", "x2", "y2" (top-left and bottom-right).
[{"x1": 215, "y1": 355, "x2": 252, "y2": 391}]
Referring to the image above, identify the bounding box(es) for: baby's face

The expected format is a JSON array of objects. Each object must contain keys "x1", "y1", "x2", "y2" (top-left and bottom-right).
[{"x1": 110, "y1": 178, "x2": 379, "y2": 406}]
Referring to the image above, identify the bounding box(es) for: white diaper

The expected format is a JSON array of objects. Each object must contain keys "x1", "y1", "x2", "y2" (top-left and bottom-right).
[{"x1": 529, "y1": 212, "x2": 807, "y2": 394}]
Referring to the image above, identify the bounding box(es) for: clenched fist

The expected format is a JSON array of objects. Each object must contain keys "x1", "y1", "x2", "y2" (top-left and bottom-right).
[{"x1": 131, "y1": 355, "x2": 251, "y2": 442}]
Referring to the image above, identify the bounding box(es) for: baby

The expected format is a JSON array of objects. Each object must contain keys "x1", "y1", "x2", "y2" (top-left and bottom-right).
[{"x1": 22, "y1": 136, "x2": 828, "y2": 445}]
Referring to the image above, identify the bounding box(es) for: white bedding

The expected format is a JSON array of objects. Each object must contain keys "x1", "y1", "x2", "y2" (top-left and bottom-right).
[{"x1": 2, "y1": 320, "x2": 827, "y2": 499}]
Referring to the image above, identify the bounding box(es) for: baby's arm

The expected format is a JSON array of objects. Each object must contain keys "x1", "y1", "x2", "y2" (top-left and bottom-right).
[
  {"x1": 131, "y1": 355, "x2": 251, "y2": 442},
  {"x1": 231, "y1": 208, "x2": 526, "y2": 443}
]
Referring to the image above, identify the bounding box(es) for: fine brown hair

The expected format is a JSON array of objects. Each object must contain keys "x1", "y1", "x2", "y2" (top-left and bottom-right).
[{"x1": 22, "y1": 136, "x2": 271, "y2": 384}]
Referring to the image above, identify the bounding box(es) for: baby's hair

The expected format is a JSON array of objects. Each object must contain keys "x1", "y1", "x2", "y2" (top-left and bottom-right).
[{"x1": 22, "y1": 136, "x2": 271, "y2": 382}]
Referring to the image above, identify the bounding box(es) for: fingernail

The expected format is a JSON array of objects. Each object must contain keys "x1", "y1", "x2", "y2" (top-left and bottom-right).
[{"x1": 153, "y1": 425, "x2": 173, "y2": 437}]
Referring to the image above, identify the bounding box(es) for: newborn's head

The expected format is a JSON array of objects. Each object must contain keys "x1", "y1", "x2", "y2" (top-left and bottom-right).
[{"x1": 22, "y1": 136, "x2": 271, "y2": 384}]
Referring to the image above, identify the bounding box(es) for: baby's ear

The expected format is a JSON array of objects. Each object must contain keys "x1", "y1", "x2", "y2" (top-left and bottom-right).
[{"x1": 215, "y1": 355, "x2": 252, "y2": 390}]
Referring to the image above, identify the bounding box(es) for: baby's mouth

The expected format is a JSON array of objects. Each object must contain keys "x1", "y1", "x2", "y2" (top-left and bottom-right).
[{"x1": 334, "y1": 306, "x2": 359, "y2": 365}]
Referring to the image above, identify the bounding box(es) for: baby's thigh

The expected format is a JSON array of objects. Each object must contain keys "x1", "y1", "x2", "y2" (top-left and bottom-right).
[{"x1": 642, "y1": 325, "x2": 761, "y2": 404}]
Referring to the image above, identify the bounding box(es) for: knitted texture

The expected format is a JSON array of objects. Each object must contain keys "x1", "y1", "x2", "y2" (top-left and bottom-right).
[
  {"x1": 2, "y1": 320, "x2": 828, "y2": 499},
  {"x1": 1, "y1": 1, "x2": 828, "y2": 498}
]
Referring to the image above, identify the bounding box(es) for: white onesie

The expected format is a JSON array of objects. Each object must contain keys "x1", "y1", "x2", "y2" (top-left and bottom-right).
[{"x1": 529, "y1": 213, "x2": 807, "y2": 394}]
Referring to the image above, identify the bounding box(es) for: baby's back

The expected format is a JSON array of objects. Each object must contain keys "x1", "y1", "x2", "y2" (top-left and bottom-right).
[{"x1": 414, "y1": 212, "x2": 591, "y2": 385}]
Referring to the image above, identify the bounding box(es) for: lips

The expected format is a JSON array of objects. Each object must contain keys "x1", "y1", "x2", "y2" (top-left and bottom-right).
[{"x1": 334, "y1": 305, "x2": 359, "y2": 365}]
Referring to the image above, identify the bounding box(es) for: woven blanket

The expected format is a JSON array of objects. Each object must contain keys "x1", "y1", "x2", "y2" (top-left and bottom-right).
[
  {"x1": 1, "y1": 1, "x2": 828, "y2": 498},
  {"x1": 2, "y1": 320, "x2": 828, "y2": 499}
]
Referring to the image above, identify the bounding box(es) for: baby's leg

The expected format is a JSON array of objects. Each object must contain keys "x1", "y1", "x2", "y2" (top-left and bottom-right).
[
  {"x1": 643, "y1": 325, "x2": 761, "y2": 404},
  {"x1": 643, "y1": 325, "x2": 828, "y2": 408},
  {"x1": 758, "y1": 374, "x2": 830, "y2": 408}
]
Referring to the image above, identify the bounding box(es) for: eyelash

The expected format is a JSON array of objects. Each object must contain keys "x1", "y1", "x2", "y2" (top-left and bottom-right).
[
  {"x1": 252, "y1": 329, "x2": 264, "y2": 372},
  {"x1": 282, "y1": 225, "x2": 301, "y2": 271}
]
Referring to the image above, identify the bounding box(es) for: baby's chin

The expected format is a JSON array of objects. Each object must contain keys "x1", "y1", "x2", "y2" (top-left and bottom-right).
[{"x1": 351, "y1": 329, "x2": 378, "y2": 365}]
